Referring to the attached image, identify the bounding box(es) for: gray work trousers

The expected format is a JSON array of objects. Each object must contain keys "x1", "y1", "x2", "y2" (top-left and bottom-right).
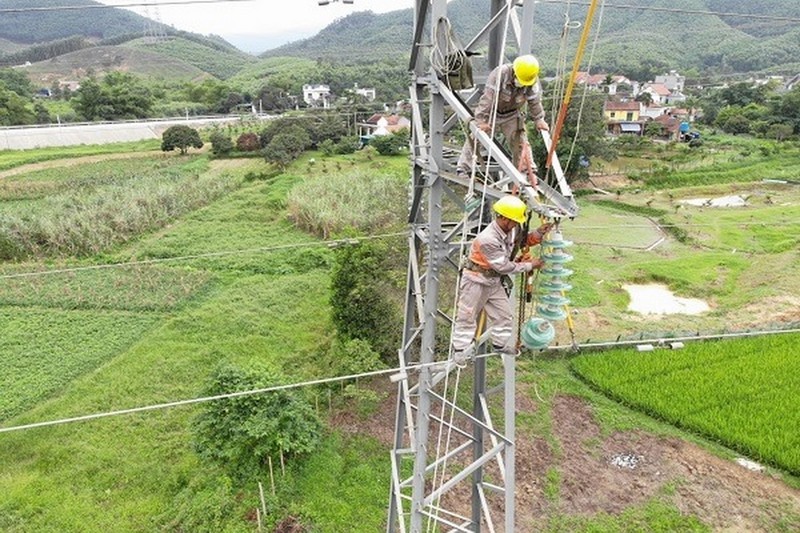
[
  {"x1": 452, "y1": 271, "x2": 514, "y2": 353},
  {"x1": 457, "y1": 113, "x2": 526, "y2": 174}
]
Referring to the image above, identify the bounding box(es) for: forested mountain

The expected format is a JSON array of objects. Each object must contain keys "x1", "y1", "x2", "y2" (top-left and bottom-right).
[
  {"x1": 265, "y1": 0, "x2": 800, "y2": 80},
  {"x1": 2, "y1": 0, "x2": 799, "y2": 101},
  {"x1": 0, "y1": 0, "x2": 163, "y2": 43},
  {"x1": 0, "y1": 0, "x2": 253, "y2": 80}
]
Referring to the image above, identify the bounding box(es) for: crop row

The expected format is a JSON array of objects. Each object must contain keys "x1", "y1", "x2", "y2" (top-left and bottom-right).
[{"x1": 571, "y1": 333, "x2": 800, "y2": 474}]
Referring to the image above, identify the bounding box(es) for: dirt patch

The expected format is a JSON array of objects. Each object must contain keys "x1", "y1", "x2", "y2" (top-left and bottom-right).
[
  {"x1": 334, "y1": 385, "x2": 800, "y2": 531},
  {"x1": 576, "y1": 173, "x2": 633, "y2": 191}
]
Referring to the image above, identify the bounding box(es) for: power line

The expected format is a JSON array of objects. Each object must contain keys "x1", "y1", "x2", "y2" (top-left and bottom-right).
[
  {"x1": 2, "y1": 216, "x2": 798, "y2": 281},
  {"x1": 0, "y1": 352, "x2": 498, "y2": 434},
  {"x1": 0, "y1": 0, "x2": 254, "y2": 14},
  {"x1": 2, "y1": 327, "x2": 798, "y2": 435},
  {"x1": 537, "y1": 0, "x2": 800, "y2": 24},
  {"x1": 0, "y1": 232, "x2": 406, "y2": 280},
  {"x1": 3, "y1": 0, "x2": 799, "y2": 25}
]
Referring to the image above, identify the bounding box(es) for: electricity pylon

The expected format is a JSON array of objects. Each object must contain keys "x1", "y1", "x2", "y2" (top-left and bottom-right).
[{"x1": 387, "y1": 1, "x2": 577, "y2": 531}]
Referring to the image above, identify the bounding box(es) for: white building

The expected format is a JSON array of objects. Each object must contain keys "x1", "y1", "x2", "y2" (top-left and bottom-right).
[
  {"x1": 353, "y1": 83, "x2": 376, "y2": 102},
  {"x1": 654, "y1": 70, "x2": 685, "y2": 93},
  {"x1": 302, "y1": 84, "x2": 332, "y2": 109}
]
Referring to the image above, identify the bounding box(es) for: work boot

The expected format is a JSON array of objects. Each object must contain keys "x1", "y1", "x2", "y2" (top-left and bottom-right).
[
  {"x1": 452, "y1": 344, "x2": 475, "y2": 367},
  {"x1": 493, "y1": 343, "x2": 520, "y2": 357}
]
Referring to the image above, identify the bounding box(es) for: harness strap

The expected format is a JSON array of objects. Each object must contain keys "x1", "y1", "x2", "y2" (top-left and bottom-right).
[{"x1": 464, "y1": 258, "x2": 500, "y2": 278}]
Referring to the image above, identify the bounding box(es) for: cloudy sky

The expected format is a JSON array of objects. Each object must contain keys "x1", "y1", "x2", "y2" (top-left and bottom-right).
[{"x1": 101, "y1": 0, "x2": 413, "y2": 54}]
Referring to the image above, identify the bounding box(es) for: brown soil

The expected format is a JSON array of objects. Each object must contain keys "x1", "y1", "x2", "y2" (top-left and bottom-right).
[{"x1": 331, "y1": 381, "x2": 800, "y2": 532}]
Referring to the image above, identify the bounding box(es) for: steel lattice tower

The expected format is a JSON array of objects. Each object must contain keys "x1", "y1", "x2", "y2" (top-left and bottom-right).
[{"x1": 387, "y1": 1, "x2": 577, "y2": 531}]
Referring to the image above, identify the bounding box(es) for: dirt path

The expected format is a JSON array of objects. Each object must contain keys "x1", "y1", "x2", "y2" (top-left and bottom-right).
[{"x1": 333, "y1": 383, "x2": 800, "y2": 531}]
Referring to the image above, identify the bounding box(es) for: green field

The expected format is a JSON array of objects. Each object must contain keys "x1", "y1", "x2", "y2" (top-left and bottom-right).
[
  {"x1": 0, "y1": 132, "x2": 799, "y2": 531},
  {"x1": 571, "y1": 334, "x2": 800, "y2": 474}
]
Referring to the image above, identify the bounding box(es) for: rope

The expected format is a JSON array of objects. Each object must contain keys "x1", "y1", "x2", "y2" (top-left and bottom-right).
[
  {"x1": 546, "y1": 0, "x2": 602, "y2": 170},
  {"x1": 562, "y1": 0, "x2": 606, "y2": 177}
]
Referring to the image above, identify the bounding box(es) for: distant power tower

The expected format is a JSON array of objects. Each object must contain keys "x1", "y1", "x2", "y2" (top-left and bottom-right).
[
  {"x1": 387, "y1": 0, "x2": 578, "y2": 531},
  {"x1": 142, "y1": 0, "x2": 168, "y2": 42}
]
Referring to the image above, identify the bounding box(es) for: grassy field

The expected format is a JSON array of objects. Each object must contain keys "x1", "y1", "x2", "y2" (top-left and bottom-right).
[{"x1": 0, "y1": 133, "x2": 799, "y2": 531}]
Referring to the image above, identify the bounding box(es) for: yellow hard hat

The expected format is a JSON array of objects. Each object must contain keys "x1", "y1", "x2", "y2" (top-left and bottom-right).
[
  {"x1": 493, "y1": 195, "x2": 527, "y2": 224},
  {"x1": 512, "y1": 55, "x2": 540, "y2": 86}
]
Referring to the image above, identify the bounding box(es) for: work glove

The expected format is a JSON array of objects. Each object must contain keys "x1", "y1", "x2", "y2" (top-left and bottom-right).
[
  {"x1": 524, "y1": 257, "x2": 544, "y2": 271},
  {"x1": 526, "y1": 222, "x2": 554, "y2": 246}
]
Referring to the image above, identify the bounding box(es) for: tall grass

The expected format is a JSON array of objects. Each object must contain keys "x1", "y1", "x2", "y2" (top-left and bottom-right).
[
  {"x1": 0, "y1": 157, "x2": 241, "y2": 259},
  {"x1": 287, "y1": 169, "x2": 407, "y2": 238}
]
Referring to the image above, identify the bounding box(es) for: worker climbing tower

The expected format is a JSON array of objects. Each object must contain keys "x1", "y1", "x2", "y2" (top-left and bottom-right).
[{"x1": 388, "y1": 0, "x2": 585, "y2": 531}]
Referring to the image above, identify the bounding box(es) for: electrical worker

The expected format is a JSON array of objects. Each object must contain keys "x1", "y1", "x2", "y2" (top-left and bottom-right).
[
  {"x1": 452, "y1": 195, "x2": 552, "y2": 363},
  {"x1": 456, "y1": 55, "x2": 548, "y2": 181}
]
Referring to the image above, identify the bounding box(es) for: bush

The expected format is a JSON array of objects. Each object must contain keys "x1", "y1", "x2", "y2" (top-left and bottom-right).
[
  {"x1": 368, "y1": 129, "x2": 409, "y2": 156},
  {"x1": 319, "y1": 139, "x2": 336, "y2": 156},
  {"x1": 192, "y1": 363, "x2": 322, "y2": 478},
  {"x1": 236, "y1": 132, "x2": 260, "y2": 152},
  {"x1": 209, "y1": 131, "x2": 233, "y2": 156},
  {"x1": 329, "y1": 241, "x2": 400, "y2": 362}
]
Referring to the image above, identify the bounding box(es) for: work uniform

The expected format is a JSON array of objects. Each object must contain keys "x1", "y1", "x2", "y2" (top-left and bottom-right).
[
  {"x1": 452, "y1": 220, "x2": 537, "y2": 354},
  {"x1": 457, "y1": 63, "x2": 546, "y2": 175}
]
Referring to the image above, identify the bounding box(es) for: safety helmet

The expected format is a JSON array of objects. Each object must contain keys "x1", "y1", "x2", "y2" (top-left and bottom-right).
[
  {"x1": 512, "y1": 55, "x2": 540, "y2": 86},
  {"x1": 493, "y1": 195, "x2": 527, "y2": 224}
]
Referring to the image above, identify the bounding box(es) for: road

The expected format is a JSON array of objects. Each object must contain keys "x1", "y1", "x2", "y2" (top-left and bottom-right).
[{"x1": 0, "y1": 115, "x2": 270, "y2": 150}]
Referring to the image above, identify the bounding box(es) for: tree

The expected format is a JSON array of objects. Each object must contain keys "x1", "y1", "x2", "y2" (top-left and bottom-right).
[
  {"x1": 330, "y1": 240, "x2": 399, "y2": 361},
  {"x1": 161, "y1": 125, "x2": 204, "y2": 154},
  {"x1": 0, "y1": 69, "x2": 33, "y2": 98},
  {"x1": 0, "y1": 86, "x2": 34, "y2": 125},
  {"x1": 635, "y1": 91, "x2": 653, "y2": 106},
  {"x1": 530, "y1": 92, "x2": 614, "y2": 183},
  {"x1": 209, "y1": 131, "x2": 234, "y2": 155},
  {"x1": 33, "y1": 101, "x2": 51, "y2": 124},
  {"x1": 192, "y1": 363, "x2": 322, "y2": 478},
  {"x1": 263, "y1": 125, "x2": 311, "y2": 169},
  {"x1": 70, "y1": 77, "x2": 106, "y2": 120},
  {"x1": 236, "y1": 132, "x2": 260, "y2": 152},
  {"x1": 369, "y1": 129, "x2": 408, "y2": 155},
  {"x1": 70, "y1": 73, "x2": 152, "y2": 121}
]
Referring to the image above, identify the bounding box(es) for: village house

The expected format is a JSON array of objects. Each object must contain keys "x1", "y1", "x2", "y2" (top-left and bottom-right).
[
  {"x1": 603, "y1": 100, "x2": 643, "y2": 135},
  {"x1": 302, "y1": 84, "x2": 332, "y2": 109},
  {"x1": 359, "y1": 113, "x2": 411, "y2": 137},
  {"x1": 574, "y1": 72, "x2": 637, "y2": 96}
]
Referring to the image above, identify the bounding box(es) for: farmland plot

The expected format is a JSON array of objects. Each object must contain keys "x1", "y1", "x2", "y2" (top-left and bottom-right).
[{"x1": 572, "y1": 333, "x2": 800, "y2": 474}]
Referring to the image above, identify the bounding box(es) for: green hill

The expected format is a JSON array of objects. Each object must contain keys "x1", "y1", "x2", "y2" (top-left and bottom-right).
[
  {"x1": 264, "y1": 0, "x2": 800, "y2": 78},
  {"x1": 0, "y1": 0, "x2": 254, "y2": 81},
  {"x1": 22, "y1": 45, "x2": 212, "y2": 86},
  {"x1": 125, "y1": 36, "x2": 257, "y2": 80},
  {"x1": 0, "y1": 0, "x2": 159, "y2": 43}
]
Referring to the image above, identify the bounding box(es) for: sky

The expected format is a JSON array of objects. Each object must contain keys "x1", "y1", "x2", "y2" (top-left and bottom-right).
[{"x1": 101, "y1": 0, "x2": 413, "y2": 54}]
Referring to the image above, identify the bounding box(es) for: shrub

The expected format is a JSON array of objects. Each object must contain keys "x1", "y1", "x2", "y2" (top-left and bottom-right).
[
  {"x1": 369, "y1": 129, "x2": 409, "y2": 156},
  {"x1": 236, "y1": 132, "x2": 260, "y2": 152},
  {"x1": 192, "y1": 363, "x2": 322, "y2": 478},
  {"x1": 330, "y1": 241, "x2": 400, "y2": 361},
  {"x1": 209, "y1": 131, "x2": 233, "y2": 156}
]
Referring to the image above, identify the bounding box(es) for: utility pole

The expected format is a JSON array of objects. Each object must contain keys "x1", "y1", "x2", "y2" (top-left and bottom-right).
[{"x1": 387, "y1": 1, "x2": 577, "y2": 531}]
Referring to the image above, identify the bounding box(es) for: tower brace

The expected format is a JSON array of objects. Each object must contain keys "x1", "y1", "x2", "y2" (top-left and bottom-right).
[{"x1": 387, "y1": 1, "x2": 577, "y2": 531}]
